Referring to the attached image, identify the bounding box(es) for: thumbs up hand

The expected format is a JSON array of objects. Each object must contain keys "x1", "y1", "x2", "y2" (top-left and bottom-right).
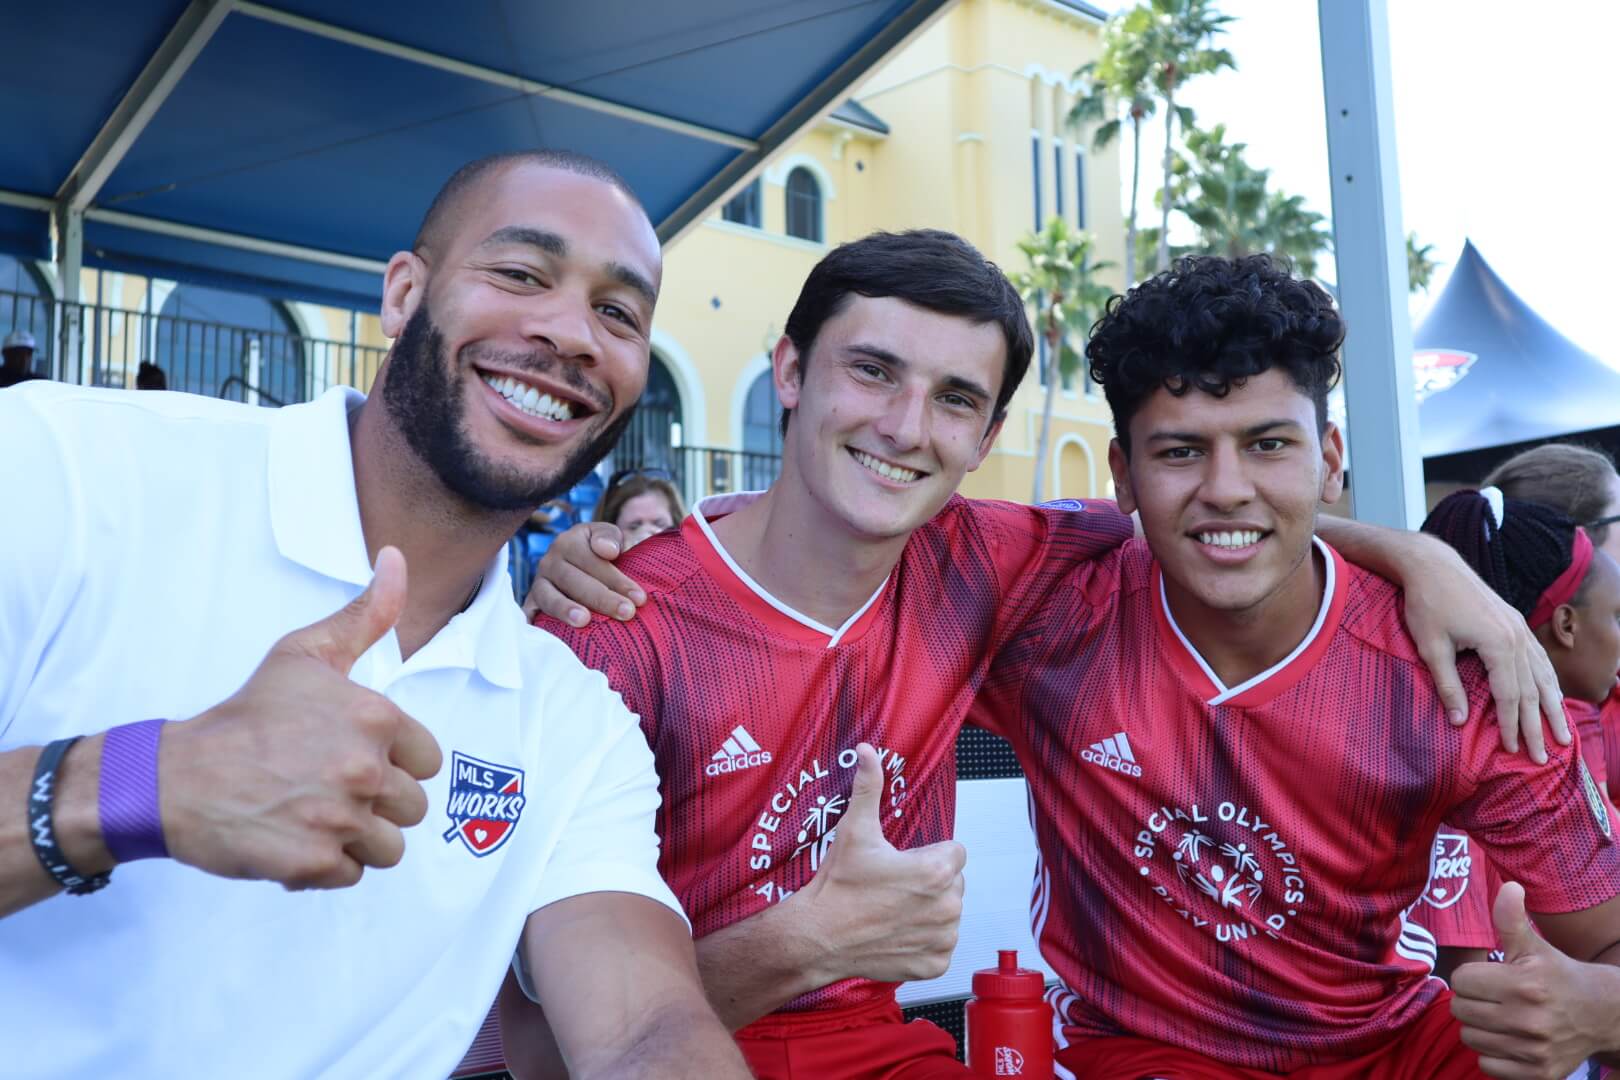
[
  {"x1": 790, "y1": 743, "x2": 967, "y2": 985},
  {"x1": 1449, "y1": 882, "x2": 1620, "y2": 1079},
  {"x1": 160, "y1": 547, "x2": 444, "y2": 890}
]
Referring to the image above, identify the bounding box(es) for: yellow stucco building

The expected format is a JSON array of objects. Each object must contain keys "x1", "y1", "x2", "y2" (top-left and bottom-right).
[{"x1": 645, "y1": 0, "x2": 1125, "y2": 504}]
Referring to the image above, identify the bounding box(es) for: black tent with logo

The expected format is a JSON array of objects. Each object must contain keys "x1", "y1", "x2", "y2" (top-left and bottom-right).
[{"x1": 1418, "y1": 241, "x2": 1620, "y2": 483}]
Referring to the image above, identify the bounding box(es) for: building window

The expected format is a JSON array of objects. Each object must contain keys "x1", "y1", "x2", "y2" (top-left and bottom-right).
[
  {"x1": 785, "y1": 168, "x2": 822, "y2": 242},
  {"x1": 722, "y1": 179, "x2": 761, "y2": 228},
  {"x1": 1030, "y1": 134, "x2": 1042, "y2": 229},
  {"x1": 1074, "y1": 150, "x2": 1087, "y2": 229},
  {"x1": 1053, "y1": 143, "x2": 1065, "y2": 220},
  {"x1": 742, "y1": 369, "x2": 784, "y2": 489}
]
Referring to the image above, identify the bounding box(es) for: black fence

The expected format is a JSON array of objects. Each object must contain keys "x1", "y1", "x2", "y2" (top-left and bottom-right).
[{"x1": 1, "y1": 289, "x2": 386, "y2": 404}]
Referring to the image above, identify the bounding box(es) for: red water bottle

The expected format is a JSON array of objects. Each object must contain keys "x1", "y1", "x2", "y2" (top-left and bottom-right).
[{"x1": 964, "y1": 949, "x2": 1053, "y2": 1078}]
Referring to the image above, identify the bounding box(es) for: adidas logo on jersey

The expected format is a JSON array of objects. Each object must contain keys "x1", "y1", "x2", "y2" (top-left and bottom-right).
[
  {"x1": 1082, "y1": 732, "x2": 1142, "y2": 778},
  {"x1": 706, "y1": 725, "x2": 773, "y2": 776}
]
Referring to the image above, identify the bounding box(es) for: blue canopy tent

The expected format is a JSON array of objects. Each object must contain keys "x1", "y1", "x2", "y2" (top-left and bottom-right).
[
  {"x1": 1417, "y1": 240, "x2": 1620, "y2": 482},
  {"x1": 0, "y1": 0, "x2": 948, "y2": 322}
]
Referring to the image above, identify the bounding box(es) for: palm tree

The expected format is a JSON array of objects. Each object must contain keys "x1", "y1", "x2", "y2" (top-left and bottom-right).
[
  {"x1": 1068, "y1": 9, "x2": 1157, "y2": 285},
  {"x1": 1407, "y1": 234, "x2": 1441, "y2": 293},
  {"x1": 1256, "y1": 191, "x2": 1331, "y2": 280},
  {"x1": 1141, "y1": 0, "x2": 1236, "y2": 275},
  {"x1": 1171, "y1": 125, "x2": 1331, "y2": 279},
  {"x1": 1012, "y1": 219, "x2": 1116, "y2": 503},
  {"x1": 1175, "y1": 124, "x2": 1266, "y2": 257}
]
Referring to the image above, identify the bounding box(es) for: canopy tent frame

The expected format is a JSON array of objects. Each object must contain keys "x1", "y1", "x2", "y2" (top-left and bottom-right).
[{"x1": 0, "y1": 0, "x2": 951, "y2": 379}]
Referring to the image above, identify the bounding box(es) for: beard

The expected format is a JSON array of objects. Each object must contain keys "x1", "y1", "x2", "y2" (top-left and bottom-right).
[{"x1": 380, "y1": 302, "x2": 634, "y2": 511}]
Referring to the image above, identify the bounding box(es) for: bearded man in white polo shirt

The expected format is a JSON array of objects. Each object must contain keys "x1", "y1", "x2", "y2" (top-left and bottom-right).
[{"x1": 0, "y1": 150, "x2": 749, "y2": 1080}]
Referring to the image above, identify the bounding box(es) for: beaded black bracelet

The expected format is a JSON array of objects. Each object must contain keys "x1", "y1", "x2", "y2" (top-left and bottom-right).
[{"x1": 28, "y1": 737, "x2": 112, "y2": 896}]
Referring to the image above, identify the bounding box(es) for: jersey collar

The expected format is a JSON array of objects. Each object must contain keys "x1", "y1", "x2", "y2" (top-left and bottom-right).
[
  {"x1": 1154, "y1": 536, "x2": 1348, "y2": 708},
  {"x1": 267, "y1": 386, "x2": 519, "y2": 688},
  {"x1": 684, "y1": 491, "x2": 891, "y2": 649}
]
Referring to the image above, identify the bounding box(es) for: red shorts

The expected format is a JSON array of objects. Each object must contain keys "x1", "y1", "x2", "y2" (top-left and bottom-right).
[
  {"x1": 1055, "y1": 993, "x2": 1486, "y2": 1080},
  {"x1": 738, "y1": 995, "x2": 971, "y2": 1080}
]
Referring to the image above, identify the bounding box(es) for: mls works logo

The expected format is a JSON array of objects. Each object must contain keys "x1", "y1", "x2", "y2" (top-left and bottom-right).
[
  {"x1": 443, "y1": 751, "x2": 526, "y2": 857},
  {"x1": 994, "y1": 1047, "x2": 1025, "y2": 1075},
  {"x1": 1423, "y1": 832, "x2": 1473, "y2": 909}
]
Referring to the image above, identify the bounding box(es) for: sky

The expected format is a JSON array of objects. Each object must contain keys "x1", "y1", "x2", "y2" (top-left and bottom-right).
[{"x1": 1121, "y1": 0, "x2": 1619, "y2": 364}]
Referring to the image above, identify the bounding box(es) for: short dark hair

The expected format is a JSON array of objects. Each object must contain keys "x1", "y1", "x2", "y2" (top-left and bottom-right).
[
  {"x1": 779, "y1": 229, "x2": 1033, "y2": 435},
  {"x1": 413, "y1": 150, "x2": 644, "y2": 254},
  {"x1": 1484, "y1": 443, "x2": 1619, "y2": 549},
  {"x1": 1087, "y1": 254, "x2": 1344, "y2": 455},
  {"x1": 1422, "y1": 489, "x2": 1593, "y2": 617}
]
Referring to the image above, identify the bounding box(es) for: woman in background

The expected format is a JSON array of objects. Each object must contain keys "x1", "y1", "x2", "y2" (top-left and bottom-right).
[
  {"x1": 594, "y1": 469, "x2": 686, "y2": 550},
  {"x1": 1485, "y1": 443, "x2": 1620, "y2": 800},
  {"x1": 1413, "y1": 486, "x2": 1620, "y2": 988}
]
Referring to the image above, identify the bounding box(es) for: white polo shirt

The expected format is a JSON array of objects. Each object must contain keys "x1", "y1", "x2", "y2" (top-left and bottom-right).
[{"x1": 0, "y1": 383, "x2": 681, "y2": 1078}]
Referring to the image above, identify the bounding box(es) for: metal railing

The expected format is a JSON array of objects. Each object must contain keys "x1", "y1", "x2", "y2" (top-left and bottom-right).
[
  {"x1": 612, "y1": 405, "x2": 783, "y2": 504},
  {"x1": 610, "y1": 436, "x2": 782, "y2": 505},
  {"x1": 1, "y1": 289, "x2": 386, "y2": 404},
  {"x1": 2, "y1": 286, "x2": 784, "y2": 503}
]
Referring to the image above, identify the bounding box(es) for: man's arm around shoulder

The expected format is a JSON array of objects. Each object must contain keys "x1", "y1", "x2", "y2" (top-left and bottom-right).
[{"x1": 500, "y1": 893, "x2": 749, "y2": 1080}]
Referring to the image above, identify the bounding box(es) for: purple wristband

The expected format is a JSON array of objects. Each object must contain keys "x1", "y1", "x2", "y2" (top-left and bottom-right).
[{"x1": 99, "y1": 719, "x2": 170, "y2": 862}]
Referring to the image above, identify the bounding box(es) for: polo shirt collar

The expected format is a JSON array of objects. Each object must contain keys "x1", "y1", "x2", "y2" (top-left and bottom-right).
[
  {"x1": 267, "y1": 386, "x2": 521, "y2": 690},
  {"x1": 269, "y1": 387, "x2": 373, "y2": 587}
]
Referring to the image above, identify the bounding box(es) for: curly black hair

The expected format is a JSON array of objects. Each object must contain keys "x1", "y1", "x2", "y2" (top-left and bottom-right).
[{"x1": 1086, "y1": 254, "x2": 1344, "y2": 455}]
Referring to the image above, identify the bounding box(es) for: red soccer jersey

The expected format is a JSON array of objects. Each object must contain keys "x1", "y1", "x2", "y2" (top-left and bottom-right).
[
  {"x1": 1569, "y1": 682, "x2": 1620, "y2": 803},
  {"x1": 537, "y1": 492, "x2": 1132, "y2": 1019},
  {"x1": 973, "y1": 537, "x2": 1620, "y2": 1072},
  {"x1": 1608, "y1": 685, "x2": 1620, "y2": 804}
]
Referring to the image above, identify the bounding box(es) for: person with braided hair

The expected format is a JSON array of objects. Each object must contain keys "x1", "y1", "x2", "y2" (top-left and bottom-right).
[
  {"x1": 1413, "y1": 489, "x2": 1620, "y2": 1029},
  {"x1": 1423, "y1": 487, "x2": 1620, "y2": 713},
  {"x1": 1486, "y1": 443, "x2": 1620, "y2": 806}
]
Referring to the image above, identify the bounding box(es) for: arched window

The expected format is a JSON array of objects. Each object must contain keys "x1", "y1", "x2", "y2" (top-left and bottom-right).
[
  {"x1": 615, "y1": 352, "x2": 684, "y2": 476},
  {"x1": 741, "y1": 369, "x2": 784, "y2": 490},
  {"x1": 722, "y1": 179, "x2": 761, "y2": 228},
  {"x1": 785, "y1": 167, "x2": 822, "y2": 243},
  {"x1": 155, "y1": 284, "x2": 301, "y2": 403}
]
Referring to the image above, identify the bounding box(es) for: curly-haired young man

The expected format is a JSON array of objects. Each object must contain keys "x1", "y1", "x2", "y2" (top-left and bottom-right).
[{"x1": 972, "y1": 255, "x2": 1620, "y2": 1079}]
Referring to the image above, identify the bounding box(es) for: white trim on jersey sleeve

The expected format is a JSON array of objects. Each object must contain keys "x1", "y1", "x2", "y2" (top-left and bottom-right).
[
  {"x1": 690, "y1": 493, "x2": 890, "y2": 649},
  {"x1": 1159, "y1": 535, "x2": 1339, "y2": 706}
]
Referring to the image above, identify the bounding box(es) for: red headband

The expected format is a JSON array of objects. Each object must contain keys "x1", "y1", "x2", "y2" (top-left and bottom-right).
[{"x1": 1529, "y1": 526, "x2": 1595, "y2": 629}]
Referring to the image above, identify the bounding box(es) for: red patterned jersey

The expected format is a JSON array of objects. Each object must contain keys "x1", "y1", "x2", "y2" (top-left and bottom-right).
[
  {"x1": 1569, "y1": 683, "x2": 1620, "y2": 802},
  {"x1": 973, "y1": 537, "x2": 1620, "y2": 1071},
  {"x1": 1608, "y1": 686, "x2": 1620, "y2": 804},
  {"x1": 537, "y1": 493, "x2": 1132, "y2": 1020}
]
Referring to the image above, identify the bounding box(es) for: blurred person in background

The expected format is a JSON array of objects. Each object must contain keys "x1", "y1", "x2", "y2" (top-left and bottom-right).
[
  {"x1": 522, "y1": 467, "x2": 684, "y2": 619},
  {"x1": 1, "y1": 330, "x2": 44, "y2": 388},
  {"x1": 595, "y1": 467, "x2": 686, "y2": 549},
  {"x1": 135, "y1": 361, "x2": 167, "y2": 391}
]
